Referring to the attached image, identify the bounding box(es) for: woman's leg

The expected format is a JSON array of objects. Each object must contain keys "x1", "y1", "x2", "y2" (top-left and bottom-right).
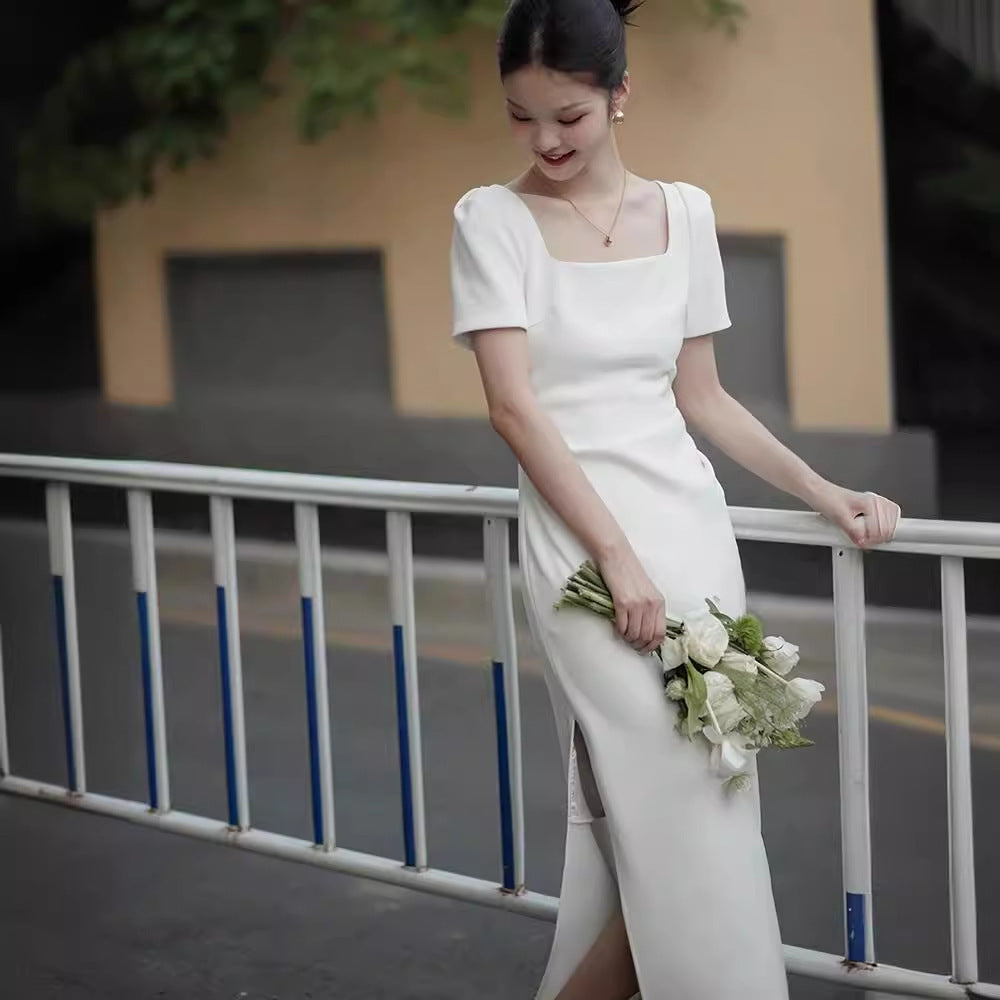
[
  {"x1": 554, "y1": 910, "x2": 638, "y2": 1000},
  {"x1": 554, "y1": 728, "x2": 639, "y2": 1000}
]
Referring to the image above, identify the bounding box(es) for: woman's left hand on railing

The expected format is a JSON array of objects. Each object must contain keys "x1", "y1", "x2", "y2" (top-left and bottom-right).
[{"x1": 810, "y1": 485, "x2": 902, "y2": 548}]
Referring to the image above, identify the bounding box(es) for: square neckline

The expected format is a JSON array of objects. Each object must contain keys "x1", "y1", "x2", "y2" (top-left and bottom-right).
[{"x1": 493, "y1": 179, "x2": 675, "y2": 267}]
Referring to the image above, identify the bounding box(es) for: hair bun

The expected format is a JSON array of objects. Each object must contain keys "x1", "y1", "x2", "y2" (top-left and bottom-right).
[{"x1": 609, "y1": 0, "x2": 644, "y2": 25}]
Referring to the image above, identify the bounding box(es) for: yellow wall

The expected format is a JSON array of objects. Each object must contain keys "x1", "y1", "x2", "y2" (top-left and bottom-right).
[{"x1": 95, "y1": 0, "x2": 892, "y2": 432}]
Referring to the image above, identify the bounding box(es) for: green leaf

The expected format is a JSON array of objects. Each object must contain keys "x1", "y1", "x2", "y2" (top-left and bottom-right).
[
  {"x1": 769, "y1": 727, "x2": 814, "y2": 749},
  {"x1": 681, "y1": 661, "x2": 709, "y2": 736},
  {"x1": 704, "y1": 597, "x2": 735, "y2": 626}
]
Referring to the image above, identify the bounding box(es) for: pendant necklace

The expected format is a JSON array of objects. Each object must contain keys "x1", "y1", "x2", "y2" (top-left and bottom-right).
[{"x1": 559, "y1": 169, "x2": 629, "y2": 247}]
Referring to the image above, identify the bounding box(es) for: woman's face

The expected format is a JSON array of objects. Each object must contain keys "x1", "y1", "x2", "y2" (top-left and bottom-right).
[{"x1": 502, "y1": 65, "x2": 627, "y2": 182}]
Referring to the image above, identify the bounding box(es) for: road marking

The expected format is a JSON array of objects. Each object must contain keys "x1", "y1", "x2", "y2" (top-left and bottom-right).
[
  {"x1": 811, "y1": 698, "x2": 1000, "y2": 751},
  {"x1": 869, "y1": 705, "x2": 1000, "y2": 752},
  {"x1": 160, "y1": 609, "x2": 1000, "y2": 753}
]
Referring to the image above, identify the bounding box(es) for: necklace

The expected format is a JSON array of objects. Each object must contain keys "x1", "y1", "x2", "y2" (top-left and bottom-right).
[{"x1": 558, "y1": 169, "x2": 629, "y2": 247}]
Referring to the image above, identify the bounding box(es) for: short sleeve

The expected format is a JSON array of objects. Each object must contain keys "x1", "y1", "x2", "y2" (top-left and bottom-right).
[
  {"x1": 450, "y1": 187, "x2": 529, "y2": 350},
  {"x1": 676, "y1": 182, "x2": 732, "y2": 339}
]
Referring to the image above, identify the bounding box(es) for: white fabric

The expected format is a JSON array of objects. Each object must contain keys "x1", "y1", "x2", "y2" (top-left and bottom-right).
[{"x1": 450, "y1": 181, "x2": 788, "y2": 999}]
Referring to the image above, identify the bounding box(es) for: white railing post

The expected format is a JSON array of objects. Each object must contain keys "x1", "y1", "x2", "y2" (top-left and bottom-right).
[
  {"x1": 832, "y1": 546, "x2": 875, "y2": 965},
  {"x1": 210, "y1": 496, "x2": 250, "y2": 831},
  {"x1": 127, "y1": 489, "x2": 171, "y2": 813},
  {"x1": 484, "y1": 516, "x2": 526, "y2": 894},
  {"x1": 386, "y1": 511, "x2": 428, "y2": 870},
  {"x1": 295, "y1": 502, "x2": 336, "y2": 851},
  {"x1": 46, "y1": 483, "x2": 86, "y2": 795},
  {"x1": 0, "y1": 625, "x2": 9, "y2": 778},
  {"x1": 940, "y1": 556, "x2": 978, "y2": 984}
]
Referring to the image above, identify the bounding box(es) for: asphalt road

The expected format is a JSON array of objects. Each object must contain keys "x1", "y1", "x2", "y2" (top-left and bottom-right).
[{"x1": 1, "y1": 522, "x2": 998, "y2": 999}]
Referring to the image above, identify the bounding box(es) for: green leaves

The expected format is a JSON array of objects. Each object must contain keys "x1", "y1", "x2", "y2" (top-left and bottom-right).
[
  {"x1": 18, "y1": 0, "x2": 746, "y2": 221},
  {"x1": 18, "y1": 0, "x2": 284, "y2": 222},
  {"x1": 681, "y1": 660, "x2": 708, "y2": 737},
  {"x1": 730, "y1": 613, "x2": 764, "y2": 657},
  {"x1": 691, "y1": 0, "x2": 747, "y2": 36},
  {"x1": 706, "y1": 598, "x2": 764, "y2": 656},
  {"x1": 17, "y1": 0, "x2": 506, "y2": 221},
  {"x1": 768, "y1": 727, "x2": 814, "y2": 750}
]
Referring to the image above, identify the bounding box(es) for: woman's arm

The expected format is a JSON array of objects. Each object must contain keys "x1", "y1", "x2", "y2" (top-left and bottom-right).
[
  {"x1": 673, "y1": 334, "x2": 901, "y2": 547},
  {"x1": 471, "y1": 327, "x2": 666, "y2": 653}
]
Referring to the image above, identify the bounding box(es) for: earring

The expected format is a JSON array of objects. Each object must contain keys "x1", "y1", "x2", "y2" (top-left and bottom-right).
[{"x1": 611, "y1": 107, "x2": 625, "y2": 125}]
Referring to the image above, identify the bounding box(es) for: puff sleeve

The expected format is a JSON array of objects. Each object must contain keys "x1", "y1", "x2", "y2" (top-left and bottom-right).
[
  {"x1": 450, "y1": 187, "x2": 530, "y2": 350},
  {"x1": 677, "y1": 182, "x2": 732, "y2": 339}
]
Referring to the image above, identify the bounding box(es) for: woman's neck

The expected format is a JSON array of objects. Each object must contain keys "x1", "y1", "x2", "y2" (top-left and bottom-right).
[{"x1": 529, "y1": 142, "x2": 628, "y2": 204}]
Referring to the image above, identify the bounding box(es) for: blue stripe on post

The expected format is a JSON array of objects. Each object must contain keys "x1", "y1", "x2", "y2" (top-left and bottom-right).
[
  {"x1": 52, "y1": 575, "x2": 77, "y2": 792},
  {"x1": 301, "y1": 596, "x2": 324, "y2": 846},
  {"x1": 846, "y1": 891, "x2": 866, "y2": 962},
  {"x1": 215, "y1": 585, "x2": 239, "y2": 827},
  {"x1": 392, "y1": 624, "x2": 416, "y2": 868},
  {"x1": 492, "y1": 660, "x2": 515, "y2": 892},
  {"x1": 137, "y1": 591, "x2": 159, "y2": 810}
]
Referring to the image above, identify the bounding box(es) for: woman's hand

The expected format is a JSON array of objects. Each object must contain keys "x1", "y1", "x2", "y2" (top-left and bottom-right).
[
  {"x1": 810, "y1": 483, "x2": 902, "y2": 548},
  {"x1": 596, "y1": 545, "x2": 667, "y2": 655}
]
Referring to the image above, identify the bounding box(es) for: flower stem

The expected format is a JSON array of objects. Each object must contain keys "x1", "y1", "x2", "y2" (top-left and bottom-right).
[
  {"x1": 578, "y1": 562, "x2": 607, "y2": 590},
  {"x1": 572, "y1": 586, "x2": 614, "y2": 610},
  {"x1": 756, "y1": 660, "x2": 790, "y2": 687},
  {"x1": 570, "y1": 588, "x2": 614, "y2": 611},
  {"x1": 704, "y1": 694, "x2": 723, "y2": 733},
  {"x1": 556, "y1": 590, "x2": 616, "y2": 621}
]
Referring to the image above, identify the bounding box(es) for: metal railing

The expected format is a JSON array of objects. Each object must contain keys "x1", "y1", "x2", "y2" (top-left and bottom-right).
[{"x1": 0, "y1": 452, "x2": 998, "y2": 998}]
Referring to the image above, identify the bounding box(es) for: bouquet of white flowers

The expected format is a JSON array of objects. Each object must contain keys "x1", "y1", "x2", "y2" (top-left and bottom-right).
[{"x1": 555, "y1": 560, "x2": 825, "y2": 791}]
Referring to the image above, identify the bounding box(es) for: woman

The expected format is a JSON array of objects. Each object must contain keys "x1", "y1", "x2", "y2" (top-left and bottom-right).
[{"x1": 449, "y1": 2, "x2": 901, "y2": 997}]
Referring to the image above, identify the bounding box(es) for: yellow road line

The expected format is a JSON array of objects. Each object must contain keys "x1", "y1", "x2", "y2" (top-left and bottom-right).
[
  {"x1": 160, "y1": 610, "x2": 1000, "y2": 753},
  {"x1": 867, "y1": 705, "x2": 1000, "y2": 753}
]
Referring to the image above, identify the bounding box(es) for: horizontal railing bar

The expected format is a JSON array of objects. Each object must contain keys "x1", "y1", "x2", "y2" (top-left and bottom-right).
[
  {"x1": 3, "y1": 776, "x2": 998, "y2": 998},
  {"x1": 733, "y1": 507, "x2": 1000, "y2": 558},
  {"x1": 0, "y1": 776, "x2": 555, "y2": 919},
  {"x1": 0, "y1": 454, "x2": 516, "y2": 517},
  {"x1": 3, "y1": 454, "x2": 1000, "y2": 557},
  {"x1": 783, "y1": 944, "x2": 997, "y2": 998}
]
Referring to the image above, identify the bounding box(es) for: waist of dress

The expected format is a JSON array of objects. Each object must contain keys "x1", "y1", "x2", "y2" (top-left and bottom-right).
[{"x1": 540, "y1": 395, "x2": 688, "y2": 453}]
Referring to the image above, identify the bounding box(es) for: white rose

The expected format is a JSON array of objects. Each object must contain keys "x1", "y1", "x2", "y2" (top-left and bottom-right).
[
  {"x1": 718, "y1": 650, "x2": 758, "y2": 675},
  {"x1": 785, "y1": 677, "x2": 825, "y2": 720},
  {"x1": 703, "y1": 670, "x2": 747, "y2": 732},
  {"x1": 683, "y1": 614, "x2": 729, "y2": 668},
  {"x1": 702, "y1": 725, "x2": 758, "y2": 781},
  {"x1": 665, "y1": 677, "x2": 687, "y2": 701},
  {"x1": 760, "y1": 635, "x2": 800, "y2": 676},
  {"x1": 659, "y1": 635, "x2": 688, "y2": 669}
]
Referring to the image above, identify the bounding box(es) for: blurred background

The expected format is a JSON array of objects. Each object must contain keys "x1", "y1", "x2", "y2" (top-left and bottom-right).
[{"x1": 1, "y1": 1, "x2": 999, "y2": 998}]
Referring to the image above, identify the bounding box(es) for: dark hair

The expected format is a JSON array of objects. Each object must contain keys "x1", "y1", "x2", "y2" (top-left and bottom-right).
[{"x1": 498, "y1": 0, "x2": 644, "y2": 92}]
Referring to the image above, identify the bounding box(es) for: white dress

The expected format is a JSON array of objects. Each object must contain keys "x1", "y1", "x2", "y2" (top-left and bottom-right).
[{"x1": 450, "y1": 180, "x2": 789, "y2": 999}]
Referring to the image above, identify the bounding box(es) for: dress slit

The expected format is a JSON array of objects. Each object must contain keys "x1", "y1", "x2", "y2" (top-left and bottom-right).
[{"x1": 572, "y1": 722, "x2": 606, "y2": 819}]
